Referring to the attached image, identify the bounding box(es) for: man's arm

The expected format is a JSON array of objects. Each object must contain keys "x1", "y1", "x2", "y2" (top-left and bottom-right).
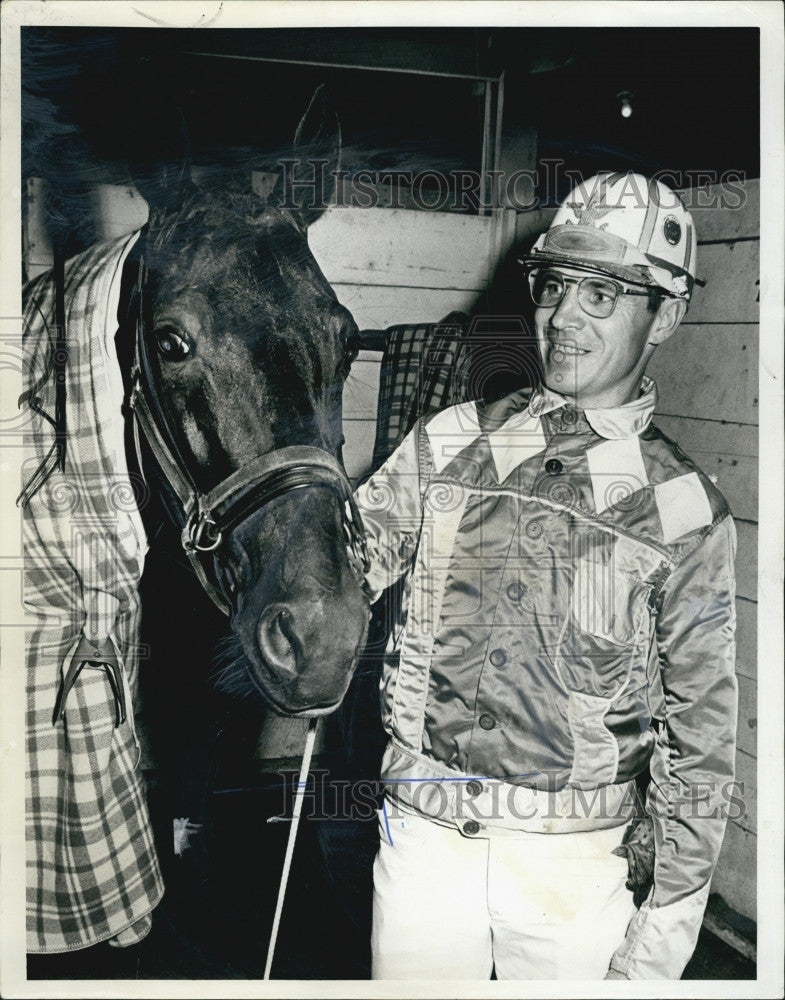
[
  {"x1": 608, "y1": 514, "x2": 739, "y2": 979},
  {"x1": 354, "y1": 422, "x2": 430, "y2": 602}
]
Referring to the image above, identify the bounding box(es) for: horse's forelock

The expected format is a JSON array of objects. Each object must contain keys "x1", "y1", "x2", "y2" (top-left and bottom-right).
[{"x1": 147, "y1": 187, "x2": 297, "y2": 269}]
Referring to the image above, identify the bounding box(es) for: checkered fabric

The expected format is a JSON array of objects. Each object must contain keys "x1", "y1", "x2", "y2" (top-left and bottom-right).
[
  {"x1": 22, "y1": 232, "x2": 164, "y2": 953},
  {"x1": 370, "y1": 313, "x2": 471, "y2": 471}
]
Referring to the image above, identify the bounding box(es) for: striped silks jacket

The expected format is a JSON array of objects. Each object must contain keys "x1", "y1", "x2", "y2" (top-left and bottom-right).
[
  {"x1": 22, "y1": 233, "x2": 163, "y2": 953},
  {"x1": 355, "y1": 378, "x2": 738, "y2": 979}
]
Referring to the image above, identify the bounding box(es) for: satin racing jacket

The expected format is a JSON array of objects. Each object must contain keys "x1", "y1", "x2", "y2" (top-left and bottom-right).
[{"x1": 354, "y1": 377, "x2": 738, "y2": 980}]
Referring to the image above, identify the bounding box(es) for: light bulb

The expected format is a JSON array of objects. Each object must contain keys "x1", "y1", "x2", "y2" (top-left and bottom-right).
[{"x1": 617, "y1": 91, "x2": 633, "y2": 119}]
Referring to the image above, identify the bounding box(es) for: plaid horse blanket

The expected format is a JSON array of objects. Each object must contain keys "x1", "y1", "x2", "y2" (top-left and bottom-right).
[
  {"x1": 22, "y1": 232, "x2": 163, "y2": 953},
  {"x1": 370, "y1": 312, "x2": 471, "y2": 471}
]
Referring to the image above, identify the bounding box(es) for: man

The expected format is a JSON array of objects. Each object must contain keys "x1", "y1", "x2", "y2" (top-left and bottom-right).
[{"x1": 354, "y1": 172, "x2": 738, "y2": 980}]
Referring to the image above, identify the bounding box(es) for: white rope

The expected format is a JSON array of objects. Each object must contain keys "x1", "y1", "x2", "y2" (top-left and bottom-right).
[{"x1": 263, "y1": 716, "x2": 319, "y2": 980}]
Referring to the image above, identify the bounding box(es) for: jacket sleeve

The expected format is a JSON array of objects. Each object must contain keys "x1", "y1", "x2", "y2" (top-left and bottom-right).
[
  {"x1": 609, "y1": 514, "x2": 739, "y2": 979},
  {"x1": 353, "y1": 422, "x2": 429, "y2": 604}
]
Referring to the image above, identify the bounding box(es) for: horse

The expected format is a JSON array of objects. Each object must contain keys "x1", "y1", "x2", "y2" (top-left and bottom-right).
[{"x1": 21, "y1": 87, "x2": 371, "y2": 963}]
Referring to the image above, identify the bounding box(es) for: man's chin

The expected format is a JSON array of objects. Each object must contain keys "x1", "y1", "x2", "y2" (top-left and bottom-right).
[{"x1": 543, "y1": 371, "x2": 578, "y2": 398}]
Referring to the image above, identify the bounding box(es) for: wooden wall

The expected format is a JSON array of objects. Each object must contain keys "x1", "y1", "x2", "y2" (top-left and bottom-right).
[{"x1": 648, "y1": 181, "x2": 760, "y2": 924}]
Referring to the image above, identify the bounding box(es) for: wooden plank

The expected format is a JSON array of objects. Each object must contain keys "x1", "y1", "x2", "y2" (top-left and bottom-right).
[
  {"x1": 711, "y1": 819, "x2": 756, "y2": 922},
  {"x1": 344, "y1": 418, "x2": 376, "y2": 482},
  {"x1": 309, "y1": 206, "x2": 494, "y2": 290},
  {"x1": 735, "y1": 598, "x2": 757, "y2": 683},
  {"x1": 736, "y1": 673, "x2": 757, "y2": 759},
  {"x1": 331, "y1": 282, "x2": 477, "y2": 331},
  {"x1": 733, "y1": 748, "x2": 757, "y2": 837},
  {"x1": 702, "y1": 898, "x2": 756, "y2": 963},
  {"x1": 343, "y1": 351, "x2": 381, "y2": 481},
  {"x1": 652, "y1": 416, "x2": 757, "y2": 522},
  {"x1": 679, "y1": 179, "x2": 760, "y2": 243},
  {"x1": 343, "y1": 351, "x2": 381, "y2": 421},
  {"x1": 687, "y1": 241, "x2": 759, "y2": 324},
  {"x1": 649, "y1": 323, "x2": 758, "y2": 427},
  {"x1": 734, "y1": 520, "x2": 758, "y2": 603}
]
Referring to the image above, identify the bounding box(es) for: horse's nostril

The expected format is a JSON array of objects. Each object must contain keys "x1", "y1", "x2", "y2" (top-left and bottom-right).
[{"x1": 257, "y1": 603, "x2": 300, "y2": 677}]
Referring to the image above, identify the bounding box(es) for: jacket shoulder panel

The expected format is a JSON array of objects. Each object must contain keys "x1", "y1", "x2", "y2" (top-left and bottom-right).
[{"x1": 639, "y1": 422, "x2": 732, "y2": 555}]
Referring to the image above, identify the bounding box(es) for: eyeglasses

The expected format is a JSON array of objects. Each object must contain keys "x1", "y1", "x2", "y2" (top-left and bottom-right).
[{"x1": 527, "y1": 268, "x2": 653, "y2": 319}]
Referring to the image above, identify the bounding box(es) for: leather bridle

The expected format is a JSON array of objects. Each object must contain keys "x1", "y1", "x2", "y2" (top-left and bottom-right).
[{"x1": 127, "y1": 254, "x2": 369, "y2": 615}]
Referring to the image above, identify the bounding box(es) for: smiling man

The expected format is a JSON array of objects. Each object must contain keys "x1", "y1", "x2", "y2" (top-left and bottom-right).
[{"x1": 355, "y1": 173, "x2": 738, "y2": 980}]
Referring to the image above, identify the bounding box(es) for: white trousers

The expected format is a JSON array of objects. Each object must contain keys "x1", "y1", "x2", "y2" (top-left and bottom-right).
[{"x1": 371, "y1": 802, "x2": 637, "y2": 980}]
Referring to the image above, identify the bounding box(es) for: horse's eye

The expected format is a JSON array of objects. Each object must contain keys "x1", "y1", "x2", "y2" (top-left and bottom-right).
[{"x1": 155, "y1": 327, "x2": 192, "y2": 361}]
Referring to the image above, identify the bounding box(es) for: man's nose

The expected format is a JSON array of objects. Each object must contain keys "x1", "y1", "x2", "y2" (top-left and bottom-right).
[{"x1": 550, "y1": 283, "x2": 583, "y2": 328}]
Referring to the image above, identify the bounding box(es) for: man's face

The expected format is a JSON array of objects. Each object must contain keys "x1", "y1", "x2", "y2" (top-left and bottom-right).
[{"x1": 533, "y1": 265, "x2": 661, "y2": 410}]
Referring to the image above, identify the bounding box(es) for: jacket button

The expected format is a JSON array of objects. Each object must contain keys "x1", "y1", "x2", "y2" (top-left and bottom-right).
[
  {"x1": 545, "y1": 458, "x2": 563, "y2": 475},
  {"x1": 479, "y1": 713, "x2": 496, "y2": 731},
  {"x1": 489, "y1": 648, "x2": 506, "y2": 667},
  {"x1": 466, "y1": 780, "x2": 483, "y2": 797},
  {"x1": 562, "y1": 407, "x2": 577, "y2": 425},
  {"x1": 463, "y1": 820, "x2": 481, "y2": 836},
  {"x1": 506, "y1": 581, "x2": 526, "y2": 602}
]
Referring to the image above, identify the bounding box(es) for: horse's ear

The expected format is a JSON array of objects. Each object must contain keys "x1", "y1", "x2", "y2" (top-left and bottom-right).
[
  {"x1": 284, "y1": 85, "x2": 341, "y2": 230},
  {"x1": 126, "y1": 103, "x2": 193, "y2": 215}
]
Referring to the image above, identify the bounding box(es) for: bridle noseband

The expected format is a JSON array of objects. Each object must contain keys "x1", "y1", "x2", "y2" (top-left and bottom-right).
[{"x1": 127, "y1": 254, "x2": 369, "y2": 615}]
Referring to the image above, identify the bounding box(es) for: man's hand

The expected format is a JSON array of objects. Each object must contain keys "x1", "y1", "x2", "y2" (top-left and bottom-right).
[{"x1": 612, "y1": 814, "x2": 655, "y2": 907}]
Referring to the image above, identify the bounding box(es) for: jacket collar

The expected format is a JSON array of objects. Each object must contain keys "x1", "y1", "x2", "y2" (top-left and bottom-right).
[{"x1": 528, "y1": 376, "x2": 658, "y2": 440}]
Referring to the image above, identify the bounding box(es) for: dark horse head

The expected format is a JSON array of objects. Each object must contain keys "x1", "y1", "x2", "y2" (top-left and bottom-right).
[{"x1": 129, "y1": 89, "x2": 369, "y2": 716}]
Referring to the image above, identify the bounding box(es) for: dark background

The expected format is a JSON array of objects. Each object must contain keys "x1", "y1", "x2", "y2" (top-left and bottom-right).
[{"x1": 23, "y1": 26, "x2": 759, "y2": 194}]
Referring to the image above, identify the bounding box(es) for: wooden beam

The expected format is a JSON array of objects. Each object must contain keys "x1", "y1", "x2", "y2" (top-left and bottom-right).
[{"x1": 183, "y1": 36, "x2": 500, "y2": 80}]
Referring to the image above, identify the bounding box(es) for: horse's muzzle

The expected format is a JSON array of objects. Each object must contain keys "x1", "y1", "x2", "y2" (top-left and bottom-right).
[
  {"x1": 250, "y1": 594, "x2": 370, "y2": 717},
  {"x1": 227, "y1": 489, "x2": 371, "y2": 716}
]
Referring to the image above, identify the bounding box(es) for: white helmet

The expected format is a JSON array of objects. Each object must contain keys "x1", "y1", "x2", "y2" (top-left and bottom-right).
[{"x1": 525, "y1": 172, "x2": 697, "y2": 302}]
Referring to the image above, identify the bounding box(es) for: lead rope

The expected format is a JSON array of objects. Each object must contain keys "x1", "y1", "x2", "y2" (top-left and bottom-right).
[{"x1": 263, "y1": 716, "x2": 319, "y2": 980}]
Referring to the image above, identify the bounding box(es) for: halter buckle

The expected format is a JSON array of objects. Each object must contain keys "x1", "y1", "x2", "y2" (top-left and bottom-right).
[{"x1": 183, "y1": 505, "x2": 223, "y2": 553}]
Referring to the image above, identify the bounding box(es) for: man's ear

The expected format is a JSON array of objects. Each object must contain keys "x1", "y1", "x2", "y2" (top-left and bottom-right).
[{"x1": 648, "y1": 296, "x2": 687, "y2": 346}]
